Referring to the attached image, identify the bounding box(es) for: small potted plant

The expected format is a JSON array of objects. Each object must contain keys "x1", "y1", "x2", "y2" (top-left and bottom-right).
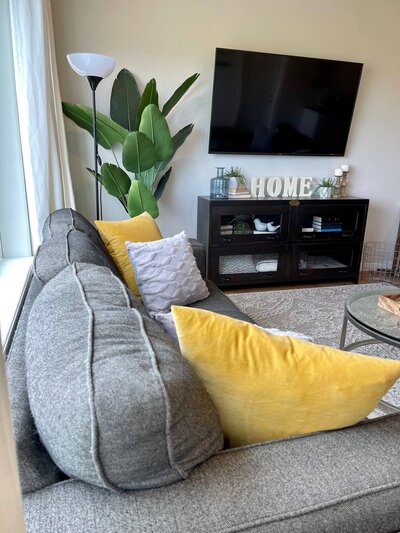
[
  {"x1": 224, "y1": 167, "x2": 247, "y2": 193},
  {"x1": 224, "y1": 166, "x2": 247, "y2": 190},
  {"x1": 316, "y1": 178, "x2": 335, "y2": 199}
]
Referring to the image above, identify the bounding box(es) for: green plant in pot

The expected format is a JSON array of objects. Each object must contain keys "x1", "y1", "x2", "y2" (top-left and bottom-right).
[
  {"x1": 316, "y1": 177, "x2": 335, "y2": 199},
  {"x1": 62, "y1": 69, "x2": 199, "y2": 218},
  {"x1": 224, "y1": 166, "x2": 247, "y2": 188}
]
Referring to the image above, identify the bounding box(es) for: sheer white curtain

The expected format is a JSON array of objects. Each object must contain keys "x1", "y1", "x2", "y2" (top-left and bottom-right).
[{"x1": 9, "y1": 0, "x2": 75, "y2": 251}]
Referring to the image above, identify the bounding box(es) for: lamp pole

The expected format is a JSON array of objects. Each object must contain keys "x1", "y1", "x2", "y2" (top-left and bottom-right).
[
  {"x1": 66, "y1": 53, "x2": 116, "y2": 221},
  {"x1": 88, "y1": 76, "x2": 102, "y2": 220}
]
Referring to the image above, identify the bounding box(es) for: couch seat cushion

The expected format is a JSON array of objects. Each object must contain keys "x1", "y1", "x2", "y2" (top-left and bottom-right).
[
  {"x1": 25, "y1": 263, "x2": 223, "y2": 491},
  {"x1": 23, "y1": 415, "x2": 400, "y2": 533}
]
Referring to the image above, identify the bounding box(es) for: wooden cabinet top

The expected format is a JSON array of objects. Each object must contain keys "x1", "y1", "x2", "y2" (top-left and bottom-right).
[{"x1": 198, "y1": 196, "x2": 369, "y2": 205}]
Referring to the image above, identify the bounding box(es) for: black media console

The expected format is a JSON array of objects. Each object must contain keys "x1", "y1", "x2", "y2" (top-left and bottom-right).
[{"x1": 197, "y1": 196, "x2": 369, "y2": 288}]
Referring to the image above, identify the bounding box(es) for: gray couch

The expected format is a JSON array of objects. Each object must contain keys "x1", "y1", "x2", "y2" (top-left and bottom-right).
[{"x1": 6, "y1": 208, "x2": 400, "y2": 533}]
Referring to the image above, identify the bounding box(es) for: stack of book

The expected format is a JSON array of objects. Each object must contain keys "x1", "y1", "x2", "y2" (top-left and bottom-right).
[
  {"x1": 312, "y1": 216, "x2": 342, "y2": 233},
  {"x1": 220, "y1": 224, "x2": 233, "y2": 235},
  {"x1": 228, "y1": 185, "x2": 252, "y2": 198}
]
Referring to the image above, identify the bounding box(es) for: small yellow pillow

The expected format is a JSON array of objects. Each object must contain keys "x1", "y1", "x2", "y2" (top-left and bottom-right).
[
  {"x1": 171, "y1": 306, "x2": 400, "y2": 447},
  {"x1": 95, "y1": 213, "x2": 162, "y2": 296}
]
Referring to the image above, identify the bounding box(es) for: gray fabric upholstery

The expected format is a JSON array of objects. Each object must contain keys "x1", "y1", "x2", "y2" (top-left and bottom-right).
[
  {"x1": 42, "y1": 207, "x2": 105, "y2": 249},
  {"x1": 126, "y1": 231, "x2": 209, "y2": 315},
  {"x1": 6, "y1": 275, "x2": 64, "y2": 494},
  {"x1": 25, "y1": 263, "x2": 223, "y2": 491},
  {"x1": 23, "y1": 414, "x2": 400, "y2": 532},
  {"x1": 33, "y1": 228, "x2": 118, "y2": 285},
  {"x1": 188, "y1": 280, "x2": 254, "y2": 323},
  {"x1": 14, "y1": 207, "x2": 400, "y2": 532},
  {"x1": 188, "y1": 237, "x2": 206, "y2": 279}
]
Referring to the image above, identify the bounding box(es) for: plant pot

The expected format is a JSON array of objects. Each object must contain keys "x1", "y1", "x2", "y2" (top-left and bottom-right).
[{"x1": 318, "y1": 187, "x2": 333, "y2": 199}]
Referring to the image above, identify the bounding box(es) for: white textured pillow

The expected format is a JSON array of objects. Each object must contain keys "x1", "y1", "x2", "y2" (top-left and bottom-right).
[
  {"x1": 126, "y1": 231, "x2": 209, "y2": 316},
  {"x1": 153, "y1": 311, "x2": 178, "y2": 342}
]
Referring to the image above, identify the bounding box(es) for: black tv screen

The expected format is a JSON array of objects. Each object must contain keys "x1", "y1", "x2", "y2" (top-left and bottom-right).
[{"x1": 208, "y1": 48, "x2": 363, "y2": 156}]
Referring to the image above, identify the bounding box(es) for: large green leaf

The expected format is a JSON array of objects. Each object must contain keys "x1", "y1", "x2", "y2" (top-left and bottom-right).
[
  {"x1": 136, "y1": 79, "x2": 159, "y2": 129},
  {"x1": 162, "y1": 73, "x2": 199, "y2": 116},
  {"x1": 154, "y1": 167, "x2": 172, "y2": 201},
  {"x1": 137, "y1": 166, "x2": 158, "y2": 192},
  {"x1": 87, "y1": 167, "x2": 128, "y2": 211},
  {"x1": 62, "y1": 102, "x2": 128, "y2": 149},
  {"x1": 122, "y1": 131, "x2": 157, "y2": 174},
  {"x1": 157, "y1": 123, "x2": 194, "y2": 175},
  {"x1": 99, "y1": 163, "x2": 131, "y2": 197},
  {"x1": 110, "y1": 69, "x2": 140, "y2": 131},
  {"x1": 139, "y1": 104, "x2": 173, "y2": 161},
  {"x1": 127, "y1": 180, "x2": 159, "y2": 218}
]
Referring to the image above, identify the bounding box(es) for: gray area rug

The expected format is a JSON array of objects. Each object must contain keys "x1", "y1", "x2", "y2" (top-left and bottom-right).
[{"x1": 228, "y1": 283, "x2": 400, "y2": 408}]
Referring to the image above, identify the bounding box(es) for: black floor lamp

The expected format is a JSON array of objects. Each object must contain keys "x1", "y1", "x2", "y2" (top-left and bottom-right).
[{"x1": 67, "y1": 53, "x2": 116, "y2": 220}]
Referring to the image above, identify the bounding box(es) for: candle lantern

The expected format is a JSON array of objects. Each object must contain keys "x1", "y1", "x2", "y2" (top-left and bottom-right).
[{"x1": 340, "y1": 164, "x2": 350, "y2": 197}]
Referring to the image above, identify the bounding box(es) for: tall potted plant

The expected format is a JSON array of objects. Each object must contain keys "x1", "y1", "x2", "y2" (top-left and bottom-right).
[{"x1": 62, "y1": 69, "x2": 199, "y2": 218}]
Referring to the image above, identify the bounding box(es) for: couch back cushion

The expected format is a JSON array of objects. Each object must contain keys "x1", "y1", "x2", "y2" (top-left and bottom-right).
[
  {"x1": 6, "y1": 276, "x2": 65, "y2": 493},
  {"x1": 25, "y1": 263, "x2": 223, "y2": 491},
  {"x1": 33, "y1": 228, "x2": 118, "y2": 285},
  {"x1": 42, "y1": 208, "x2": 105, "y2": 249}
]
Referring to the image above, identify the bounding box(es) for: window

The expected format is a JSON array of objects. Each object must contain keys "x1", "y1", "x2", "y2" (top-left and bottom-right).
[{"x1": 0, "y1": 0, "x2": 33, "y2": 346}]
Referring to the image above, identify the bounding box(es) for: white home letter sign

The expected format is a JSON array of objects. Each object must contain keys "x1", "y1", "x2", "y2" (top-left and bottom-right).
[
  {"x1": 251, "y1": 176, "x2": 314, "y2": 198},
  {"x1": 250, "y1": 177, "x2": 267, "y2": 197},
  {"x1": 282, "y1": 177, "x2": 299, "y2": 197},
  {"x1": 266, "y1": 177, "x2": 282, "y2": 197},
  {"x1": 298, "y1": 177, "x2": 313, "y2": 197}
]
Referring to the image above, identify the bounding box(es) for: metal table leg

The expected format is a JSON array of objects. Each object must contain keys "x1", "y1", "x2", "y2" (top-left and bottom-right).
[{"x1": 339, "y1": 314, "x2": 348, "y2": 350}]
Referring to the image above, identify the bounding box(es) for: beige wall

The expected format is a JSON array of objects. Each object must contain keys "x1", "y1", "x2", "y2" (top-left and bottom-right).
[{"x1": 51, "y1": 0, "x2": 400, "y2": 243}]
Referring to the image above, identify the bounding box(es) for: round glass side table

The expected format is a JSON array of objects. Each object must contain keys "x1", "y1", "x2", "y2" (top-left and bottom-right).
[
  {"x1": 340, "y1": 289, "x2": 400, "y2": 352},
  {"x1": 339, "y1": 288, "x2": 400, "y2": 413}
]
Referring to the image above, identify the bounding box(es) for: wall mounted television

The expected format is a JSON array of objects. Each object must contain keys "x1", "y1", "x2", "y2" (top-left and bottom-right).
[{"x1": 208, "y1": 48, "x2": 363, "y2": 156}]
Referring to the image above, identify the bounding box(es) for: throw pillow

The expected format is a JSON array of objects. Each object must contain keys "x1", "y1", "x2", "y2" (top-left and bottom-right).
[
  {"x1": 154, "y1": 313, "x2": 313, "y2": 345},
  {"x1": 126, "y1": 231, "x2": 209, "y2": 316},
  {"x1": 95, "y1": 212, "x2": 162, "y2": 296},
  {"x1": 25, "y1": 263, "x2": 223, "y2": 491},
  {"x1": 256, "y1": 325, "x2": 314, "y2": 342},
  {"x1": 153, "y1": 311, "x2": 178, "y2": 342},
  {"x1": 171, "y1": 305, "x2": 400, "y2": 447}
]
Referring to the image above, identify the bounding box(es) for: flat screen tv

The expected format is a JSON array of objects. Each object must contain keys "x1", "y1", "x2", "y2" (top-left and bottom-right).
[{"x1": 208, "y1": 48, "x2": 363, "y2": 156}]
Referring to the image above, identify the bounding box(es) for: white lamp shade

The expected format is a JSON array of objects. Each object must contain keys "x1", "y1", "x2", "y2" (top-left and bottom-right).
[{"x1": 67, "y1": 53, "x2": 116, "y2": 78}]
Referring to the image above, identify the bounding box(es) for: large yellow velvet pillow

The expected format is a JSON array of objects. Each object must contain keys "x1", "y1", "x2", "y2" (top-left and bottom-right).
[
  {"x1": 171, "y1": 306, "x2": 400, "y2": 447},
  {"x1": 95, "y1": 213, "x2": 162, "y2": 296}
]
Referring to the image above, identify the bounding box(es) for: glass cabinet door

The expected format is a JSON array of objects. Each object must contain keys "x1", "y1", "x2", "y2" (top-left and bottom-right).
[
  {"x1": 291, "y1": 243, "x2": 361, "y2": 281},
  {"x1": 292, "y1": 203, "x2": 368, "y2": 242},
  {"x1": 209, "y1": 245, "x2": 288, "y2": 286},
  {"x1": 211, "y1": 204, "x2": 290, "y2": 246}
]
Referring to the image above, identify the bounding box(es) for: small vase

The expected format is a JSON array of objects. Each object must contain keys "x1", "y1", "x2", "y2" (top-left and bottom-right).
[
  {"x1": 210, "y1": 167, "x2": 228, "y2": 198},
  {"x1": 318, "y1": 187, "x2": 332, "y2": 199}
]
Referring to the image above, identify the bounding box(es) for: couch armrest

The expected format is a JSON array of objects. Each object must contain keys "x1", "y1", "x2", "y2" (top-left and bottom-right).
[{"x1": 188, "y1": 238, "x2": 206, "y2": 279}]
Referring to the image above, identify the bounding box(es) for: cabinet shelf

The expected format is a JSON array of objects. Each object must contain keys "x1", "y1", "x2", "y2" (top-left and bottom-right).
[{"x1": 197, "y1": 196, "x2": 369, "y2": 287}]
